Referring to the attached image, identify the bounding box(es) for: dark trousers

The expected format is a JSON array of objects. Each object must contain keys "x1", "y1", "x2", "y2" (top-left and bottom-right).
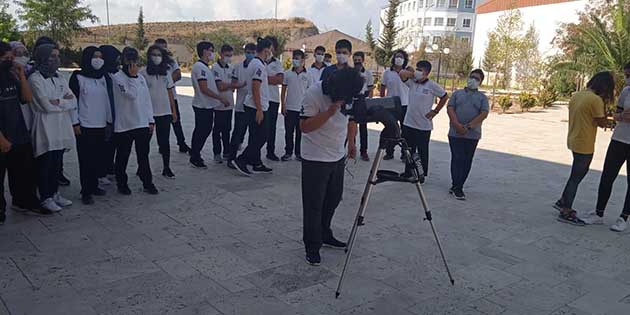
[
  {"x1": 77, "y1": 127, "x2": 106, "y2": 196},
  {"x1": 213, "y1": 110, "x2": 232, "y2": 155},
  {"x1": 36, "y1": 150, "x2": 63, "y2": 200},
  {"x1": 403, "y1": 125, "x2": 431, "y2": 176},
  {"x1": 102, "y1": 125, "x2": 115, "y2": 177},
  {"x1": 114, "y1": 128, "x2": 153, "y2": 187},
  {"x1": 596, "y1": 140, "x2": 630, "y2": 216},
  {"x1": 302, "y1": 158, "x2": 345, "y2": 254},
  {"x1": 154, "y1": 115, "x2": 172, "y2": 170},
  {"x1": 284, "y1": 110, "x2": 302, "y2": 156},
  {"x1": 228, "y1": 111, "x2": 248, "y2": 161},
  {"x1": 449, "y1": 136, "x2": 479, "y2": 190},
  {"x1": 0, "y1": 143, "x2": 38, "y2": 211},
  {"x1": 171, "y1": 99, "x2": 186, "y2": 146},
  {"x1": 266, "y1": 101, "x2": 280, "y2": 156},
  {"x1": 190, "y1": 107, "x2": 214, "y2": 162},
  {"x1": 237, "y1": 106, "x2": 267, "y2": 166},
  {"x1": 387, "y1": 106, "x2": 408, "y2": 155},
  {"x1": 359, "y1": 123, "x2": 368, "y2": 153},
  {"x1": 559, "y1": 152, "x2": 593, "y2": 209}
]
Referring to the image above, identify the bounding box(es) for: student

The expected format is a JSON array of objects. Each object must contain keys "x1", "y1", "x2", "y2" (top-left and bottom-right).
[
  {"x1": 9, "y1": 41, "x2": 31, "y2": 73},
  {"x1": 227, "y1": 43, "x2": 255, "y2": 169},
  {"x1": 588, "y1": 65, "x2": 630, "y2": 231},
  {"x1": 28, "y1": 44, "x2": 75, "y2": 212},
  {"x1": 140, "y1": 45, "x2": 178, "y2": 179},
  {"x1": 264, "y1": 36, "x2": 285, "y2": 162},
  {"x1": 212, "y1": 44, "x2": 238, "y2": 163},
  {"x1": 401, "y1": 60, "x2": 448, "y2": 180},
  {"x1": 0, "y1": 41, "x2": 40, "y2": 222},
  {"x1": 380, "y1": 49, "x2": 414, "y2": 160},
  {"x1": 554, "y1": 71, "x2": 614, "y2": 225},
  {"x1": 320, "y1": 39, "x2": 352, "y2": 82},
  {"x1": 111, "y1": 47, "x2": 158, "y2": 195},
  {"x1": 233, "y1": 38, "x2": 274, "y2": 176},
  {"x1": 69, "y1": 46, "x2": 112, "y2": 205},
  {"x1": 352, "y1": 51, "x2": 375, "y2": 161},
  {"x1": 323, "y1": 53, "x2": 333, "y2": 67},
  {"x1": 280, "y1": 49, "x2": 310, "y2": 161},
  {"x1": 99, "y1": 45, "x2": 121, "y2": 182},
  {"x1": 300, "y1": 68, "x2": 363, "y2": 265},
  {"x1": 447, "y1": 69, "x2": 489, "y2": 201},
  {"x1": 189, "y1": 41, "x2": 230, "y2": 168},
  {"x1": 308, "y1": 46, "x2": 327, "y2": 85},
  {"x1": 154, "y1": 39, "x2": 190, "y2": 153}
]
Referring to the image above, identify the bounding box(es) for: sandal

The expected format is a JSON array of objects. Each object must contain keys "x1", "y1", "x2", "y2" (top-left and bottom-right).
[{"x1": 557, "y1": 209, "x2": 586, "y2": 226}]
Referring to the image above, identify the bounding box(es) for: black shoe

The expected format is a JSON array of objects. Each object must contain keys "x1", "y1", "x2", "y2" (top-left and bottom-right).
[
  {"x1": 383, "y1": 154, "x2": 394, "y2": 160},
  {"x1": 190, "y1": 159, "x2": 207, "y2": 169},
  {"x1": 179, "y1": 144, "x2": 190, "y2": 153},
  {"x1": 553, "y1": 200, "x2": 563, "y2": 211},
  {"x1": 266, "y1": 153, "x2": 280, "y2": 162},
  {"x1": 226, "y1": 160, "x2": 236, "y2": 170},
  {"x1": 453, "y1": 189, "x2": 466, "y2": 200},
  {"x1": 143, "y1": 184, "x2": 159, "y2": 195},
  {"x1": 58, "y1": 174, "x2": 71, "y2": 186},
  {"x1": 234, "y1": 159, "x2": 252, "y2": 176},
  {"x1": 0, "y1": 212, "x2": 5, "y2": 225},
  {"x1": 162, "y1": 169, "x2": 176, "y2": 179},
  {"x1": 118, "y1": 185, "x2": 132, "y2": 195},
  {"x1": 281, "y1": 154, "x2": 292, "y2": 162},
  {"x1": 305, "y1": 252, "x2": 321, "y2": 266},
  {"x1": 252, "y1": 164, "x2": 273, "y2": 174},
  {"x1": 81, "y1": 195, "x2": 95, "y2": 205},
  {"x1": 323, "y1": 237, "x2": 347, "y2": 249},
  {"x1": 29, "y1": 207, "x2": 53, "y2": 216},
  {"x1": 93, "y1": 188, "x2": 107, "y2": 196},
  {"x1": 11, "y1": 203, "x2": 31, "y2": 213},
  {"x1": 295, "y1": 155, "x2": 303, "y2": 162},
  {"x1": 360, "y1": 152, "x2": 370, "y2": 161}
]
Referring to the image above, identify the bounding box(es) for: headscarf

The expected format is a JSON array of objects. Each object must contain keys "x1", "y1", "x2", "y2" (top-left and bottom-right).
[
  {"x1": 9, "y1": 41, "x2": 26, "y2": 51},
  {"x1": 99, "y1": 45, "x2": 121, "y2": 74},
  {"x1": 34, "y1": 44, "x2": 59, "y2": 78},
  {"x1": 78, "y1": 46, "x2": 105, "y2": 79}
]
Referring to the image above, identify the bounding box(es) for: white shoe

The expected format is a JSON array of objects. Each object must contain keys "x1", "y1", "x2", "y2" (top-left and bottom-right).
[
  {"x1": 53, "y1": 193, "x2": 73, "y2": 207},
  {"x1": 611, "y1": 217, "x2": 628, "y2": 232},
  {"x1": 579, "y1": 212, "x2": 604, "y2": 225},
  {"x1": 98, "y1": 177, "x2": 112, "y2": 186},
  {"x1": 41, "y1": 198, "x2": 62, "y2": 212}
]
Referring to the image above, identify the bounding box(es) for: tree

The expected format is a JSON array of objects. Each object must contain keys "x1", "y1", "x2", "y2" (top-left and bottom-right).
[
  {"x1": 16, "y1": 0, "x2": 97, "y2": 47},
  {"x1": 377, "y1": 0, "x2": 401, "y2": 67},
  {"x1": 185, "y1": 28, "x2": 247, "y2": 62},
  {"x1": 515, "y1": 24, "x2": 543, "y2": 90},
  {"x1": 0, "y1": 0, "x2": 20, "y2": 42},
  {"x1": 481, "y1": 9, "x2": 525, "y2": 88},
  {"x1": 364, "y1": 19, "x2": 384, "y2": 68},
  {"x1": 133, "y1": 7, "x2": 149, "y2": 51}
]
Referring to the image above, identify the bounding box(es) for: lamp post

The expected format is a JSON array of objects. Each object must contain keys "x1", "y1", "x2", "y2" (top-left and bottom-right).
[
  {"x1": 105, "y1": 0, "x2": 111, "y2": 43},
  {"x1": 425, "y1": 44, "x2": 450, "y2": 84}
]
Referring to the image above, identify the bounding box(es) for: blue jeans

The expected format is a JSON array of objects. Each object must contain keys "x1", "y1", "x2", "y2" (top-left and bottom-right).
[
  {"x1": 559, "y1": 152, "x2": 593, "y2": 209},
  {"x1": 449, "y1": 136, "x2": 479, "y2": 190}
]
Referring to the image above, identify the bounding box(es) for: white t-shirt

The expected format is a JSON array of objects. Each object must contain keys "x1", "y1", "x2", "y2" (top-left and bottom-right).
[
  {"x1": 140, "y1": 69, "x2": 174, "y2": 117},
  {"x1": 612, "y1": 86, "x2": 630, "y2": 144},
  {"x1": 212, "y1": 61, "x2": 235, "y2": 111},
  {"x1": 244, "y1": 58, "x2": 270, "y2": 111},
  {"x1": 75, "y1": 75, "x2": 112, "y2": 128},
  {"x1": 233, "y1": 61, "x2": 251, "y2": 113},
  {"x1": 308, "y1": 64, "x2": 327, "y2": 86},
  {"x1": 167, "y1": 60, "x2": 179, "y2": 100},
  {"x1": 282, "y1": 68, "x2": 310, "y2": 112},
  {"x1": 359, "y1": 69, "x2": 374, "y2": 95},
  {"x1": 191, "y1": 60, "x2": 220, "y2": 109},
  {"x1": 404, "y1": 79, "x2": 446, "y2": 131},
  {"x1": 110, "y1": 72, "x2": 154, "y2": 133},
  {"x1": 266, "y1": 58, "x2": 283, "y2": 103},
  {"x1": 382, "y1": 68, "x2": 409, "y2": 106},
  {"x1": 300, "y1": 82, "x2": 349, "y2": 162}
]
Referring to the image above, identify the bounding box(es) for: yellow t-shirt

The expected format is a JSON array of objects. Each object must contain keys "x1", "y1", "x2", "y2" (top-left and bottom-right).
[{"x1": 567, "y1": 90, "x2": 605, "y2": 154}]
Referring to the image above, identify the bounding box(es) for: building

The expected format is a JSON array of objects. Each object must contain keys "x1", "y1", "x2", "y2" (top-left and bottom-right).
[
  {"x1": 379, "y1": 0, "x2": 477, "y2": 52},
  {"x1": 472, "y1": 0, "x2": 588, "y2": 68}
]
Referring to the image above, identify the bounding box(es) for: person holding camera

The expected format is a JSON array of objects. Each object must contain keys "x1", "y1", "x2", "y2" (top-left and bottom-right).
[{"x1": 300, "y1": 67, "x2": 363, "y2": 266}]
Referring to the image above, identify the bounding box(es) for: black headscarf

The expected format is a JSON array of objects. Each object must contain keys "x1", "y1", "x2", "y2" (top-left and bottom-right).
[
  {"x1": 78, "y1": 46, "x2": 105, "y2": 79},
  {"x1": 34, "y1": 44, "x2": 59, "y2": 78},
  {"x1": 99, "y1": 45, "x2": 121, "y2": 74}
]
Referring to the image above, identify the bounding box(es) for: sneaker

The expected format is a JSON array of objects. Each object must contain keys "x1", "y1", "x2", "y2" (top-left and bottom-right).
[
  {"x1": 266, "y1": 153, "x2": 280, "y2": 162},
  {"x1": 53, "y1": 193, "x2": 72, "y2": 207},
  {"x1": 143, "y1": 184, "x2": 159, "y2": 195},
  {"x1": 557, "y1": 210, "x2": 586, "y2": 226},
  {"x1": 58, "y1": 174, "x2": 71, "y2": 186},
  {"x1": 449, "y1": 186, "x2": 455, "y2": 195},
  {"x1": 281, "y1": 154, "x2": 292, "y2": 162},
  {"x1": 81, "y1": 195, "x2": 95, "y2": 205},
  {"x1": 383, "y1": 154, "x2": 394, "y2": 160},
  {"x1": 323, "y1": 237, "x2": 347, "y2": 249},
  {"x1": 162, "y1": 168, "x2": 176, "y2": 179},
  {"x1": 190, "y1": 159, "x2": 207, "y2": 169},
  {"x1": 305, "y1": 252, "x2": 321, "y2": 266},
  {"x1": 11, "y1": 203, "x2": 30, "y2": 213},
  {"x1": 611, "y1": 217, "x2": 628, "y2": 232},
  {"x1": 41, "y1": 198, "x2": 62, "y2": 212},
  {"x1": 214, "y1": 154, "x2": 224, "y2": 164},
  {"x1": 579, "y1": 212, "x2": 604, "y2": 225},
  {"x1": 226, "y1": 160, "x2": 236, "y2": 170},
  {"x1": 93, "y1": 188, "x2": 107, "y2": 196},
  {"x1": 553, "y1": 200, "x2": 563, "y2": 211},
  {"x1": 98, "y1": 177, "x2": 112, "y2": 186},
  {"x1": 453, "y1": 189, "x2": 466, "y2": 201},
  {"x1": 360, "y1": 152, "x2": 370, "y2": 161},
  {"x1": 252, "y1": 164, "x2": 273, "y2": 174},
  {"x1": 234, "y1": 159, "x2": 252, "y2": 176},
  {"x1": 118, "y1": 185, "x2": 132, "y2": 195},
  {"x1": 295, "y1": 155, "x2": 303, "y2": 162},
  {"x1": 179, "y1": 144, "x2": 191, "y2": 153}
]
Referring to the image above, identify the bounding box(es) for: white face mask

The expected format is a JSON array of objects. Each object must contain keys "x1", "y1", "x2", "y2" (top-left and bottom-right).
[
  {"x1": 14, "y1": 56, "x2": 30, "y2": 66},
  {"x1": 292, "y1": 59, "x2": 302, "y2": 67},
  {"x1": 467, "y1": 78, "x2": 480, "y2": 90},
  {"x1": 414, "y1": 70, "x2": 424, "y2": 81},
  {"x1": 336, "y1": 53, "x2": 348, "y2": 64},
  {"x1": 208, "y1": 52, "x2": 215, "y2": 61},
  {"x1": 394, "y1": 57, "x2": 404, "y2": 66},
  {"x1": 223, "y1": 56, "x2": 232, "y2": 64},
  {"x1": 315, "y1": 54, "x2": 324, "y2": 63},
  {"x1": 324, "y1": 62, "x2": 332, "y2": 67},
  {"x1": 151, "y1": 56, "x2": 162, "y2": 65},
  {"x1": 91, "y1": 58, "x2": 104, "y2": 70}
]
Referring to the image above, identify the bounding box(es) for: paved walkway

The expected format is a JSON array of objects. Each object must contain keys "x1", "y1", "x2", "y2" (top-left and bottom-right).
[{"x1": 1, "y1": 83, "x2": 630, "y2": 314}]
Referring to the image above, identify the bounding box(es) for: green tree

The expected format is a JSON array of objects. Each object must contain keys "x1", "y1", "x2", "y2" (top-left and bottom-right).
[
  {"x1": 377, "y1": 0, "x2": 401, "y2": 67},
  {"x1": 185, "y1": 28, "x2": 247, "y2": 63},
  {"x1": 0, "y1": 0, "x2": 20, "y2": 42},
  {"x1": 16, "y1": 0, "x2": 97, "y2": 47},
  {"x1": 482, "y1": 9, "x2": 525, "y2": 88},
  {"x1": 133, "y1": 7, "x2": 149, "y2": 51},
  {"x1": 364, "y1": 19, "x2": 385, "y2": 68},
  {"x1": 515, "y1": 24, "x2": 543, "y2": 90}
]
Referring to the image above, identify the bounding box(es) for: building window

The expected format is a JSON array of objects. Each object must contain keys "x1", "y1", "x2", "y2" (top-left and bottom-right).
[
  {"x1": 437, "y1": 0, "x2": 446, "y2": 7},
  {"x1": 417, "y1": 18, "x2": 423, "y2": 25},
  {"x1": 413, "y1": 1, "x2": 416, "y2": 10},
  {"x1": 418, "y1": 0, "x2": 424, "y2": 8},
  {"x1": 423, "y1": 36, "x2": 430, "y2": 43},
  {"x1": 426, "y1": 0, "x2": 434, "y2": 8},
  {"x1": 461, "y1": 36, "x2": 470, "y2": 44},
  {"x1": 434, "y1": 17, "x2": 444, "y2": 26},
  {"x1": 465, "y1": 0, "x2": 474, "y2": 8},
  {"x1": 447, "y1": 18, "x2": 456, "y2": 27},
  {"x1": 424, "y1": 17, "x2": 432, "y2": 26},
  {"x1": 463, "y1": 18, "x2": 472, "y2": 28},
  {"x1": 433, "y1": 36, "x2": 442, "y2": 45},
  {"x1": 449, "y1": 0, "x2": 458, "y2": 8}
]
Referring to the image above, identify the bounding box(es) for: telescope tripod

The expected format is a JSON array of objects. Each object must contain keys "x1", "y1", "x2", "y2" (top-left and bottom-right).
[{"x1": 335, "y1": 137, "x2": 455, "y2": 298}]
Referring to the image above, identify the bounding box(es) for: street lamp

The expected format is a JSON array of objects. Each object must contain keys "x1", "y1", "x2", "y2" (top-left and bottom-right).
[
  {"x1": 426, "y1": 44, "x2": 450, "y2": 84},
  {"x1": 105, "y1": 0, "x2": 111, "y2": 43}
]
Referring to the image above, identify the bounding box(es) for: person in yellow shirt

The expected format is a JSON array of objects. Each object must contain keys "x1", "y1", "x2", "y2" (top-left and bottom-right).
[{"x1": 556, "y1": 71, "x2": 615, "y2": 225}]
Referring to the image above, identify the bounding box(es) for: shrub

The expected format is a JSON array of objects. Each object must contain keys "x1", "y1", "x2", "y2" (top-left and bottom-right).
[
  {"x1": 537, "y1": 85, "x2": 558, "y2": 109},
  {"x1": 519, "y1": 92, "x2": 536, "y2": 112},
  {"x1": 498, "y1": 95, "x2": 513, "y2": 113}
]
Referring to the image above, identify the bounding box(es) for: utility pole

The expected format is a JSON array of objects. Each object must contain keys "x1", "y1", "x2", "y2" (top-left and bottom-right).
[{"x1": 106, "y1": 0, "x2": 111, "y2": 43}]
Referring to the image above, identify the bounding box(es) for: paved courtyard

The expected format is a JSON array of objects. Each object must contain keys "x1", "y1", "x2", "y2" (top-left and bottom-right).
[{"x1": 2, "y1": 79, "x2": 630, "y2": 314}]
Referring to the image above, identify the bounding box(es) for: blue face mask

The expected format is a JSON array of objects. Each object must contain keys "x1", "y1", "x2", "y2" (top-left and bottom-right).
[{"x1": 245, "y1": 53, "x2": 255, "y2": 62}]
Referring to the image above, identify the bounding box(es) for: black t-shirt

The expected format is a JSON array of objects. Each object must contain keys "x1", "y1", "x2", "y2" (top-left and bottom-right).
[{"x1": 0, "y1": 78, "x2": 30, "y2": 145}]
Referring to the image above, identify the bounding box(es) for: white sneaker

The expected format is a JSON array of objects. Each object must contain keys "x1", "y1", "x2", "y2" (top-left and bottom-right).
[
  {"x1": 41, "y1": 198, "x2": 62, "y2": 212},
  {"x1": 579, "y1": 212, "x2": 604, "y2": 225},
  {"x1": 98, "y1": 177, "x2": 112, "y2": 186},
  {"x1": 611, "y1": 218, "x2": 628, "y2": 232},
  {"x1": 214, "y1": 154, "x2": 223, "y2": 164},
  {"x1": 53, "y1": 193, "x2": 73, "y2": 207}
]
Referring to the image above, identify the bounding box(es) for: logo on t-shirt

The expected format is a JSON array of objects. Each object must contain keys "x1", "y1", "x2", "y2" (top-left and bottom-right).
[
  {"x1": 201, "y1": 70, "x2": 206, "y2": 77},
  {"x1": 256, "y1": 69, "x2": 262, "y2": 77}
]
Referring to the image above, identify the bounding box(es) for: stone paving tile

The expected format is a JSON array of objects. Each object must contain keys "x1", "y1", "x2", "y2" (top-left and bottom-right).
[
  {"x1": 244, "y1": 260, "x2": 337, "y2": 294},
  {"x1": 1, "y1": 286, "x2": 97, "y2": 315}
]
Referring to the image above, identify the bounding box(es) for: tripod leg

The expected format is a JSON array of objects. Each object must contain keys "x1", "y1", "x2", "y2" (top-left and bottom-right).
[{"x1": 335, "y1": 148, "x2": 385, "y2": 298}]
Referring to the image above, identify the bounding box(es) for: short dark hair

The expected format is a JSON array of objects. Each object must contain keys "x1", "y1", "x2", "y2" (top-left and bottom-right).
[
  {"x1": 264, "y1": 36, "x2": 279, "y2": 50},
  {"x1": 587, "y1": 71, "x2": 615, "y2": 104},
  {"x1": 353, "y1": 51, "x2": 365, "y2": 60},
  {"x1": 314, "y1": 46, "x2": 326, "y2": 54},
  {"x1": 196, "y1": 41, "x2": 214, "y2": 58},
  {"x1": 292, "y1": 50, "x2": 305, "y2": 59},
  {"x1": 326, "y1": 68, "x2": 365, "y2": 102},
  {"x1": 154, "y1": 38, "x2": 167, "y2": 46},
  {"x1": 335, "y1": 39, "x2": 352, "y2": 53},
  {"x1": 470, "y1": 69, "x2": 485, "y2": 82},
  {"x1": 221, "y1": 44, "x2": 233, "y2": 53},
  {"x1": 391, "y1": 49, "x2": 408, "y2": 68},
  {"x1": 244, "y1": 43, "x2": 256, "y2": 52},
  {"x1": 256, "y1": 38, "x2": 272, "y2": 53},
  {"x1": 324, "y1": 53, "x2": 332, "y2": 59},
  {"x1": 416, "y1": 60, "x2": 432, "y2": 73}
]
